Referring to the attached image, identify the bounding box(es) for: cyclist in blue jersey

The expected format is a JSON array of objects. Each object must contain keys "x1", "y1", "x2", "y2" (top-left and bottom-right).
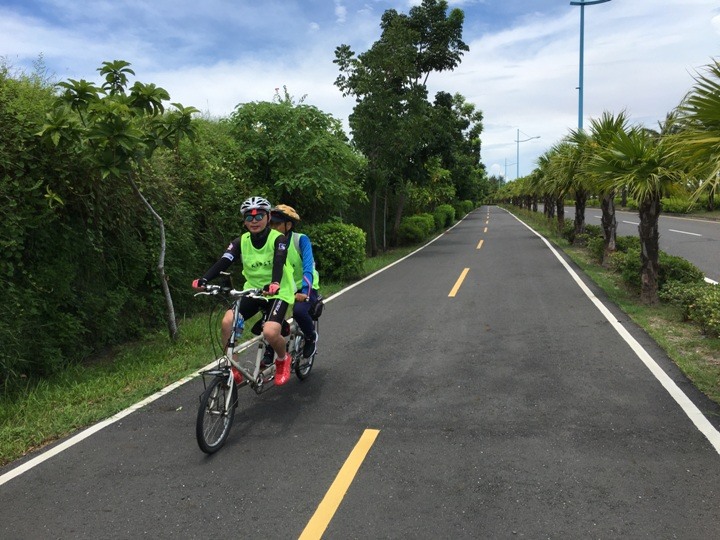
[{"x1": 269, "y1": 204, "x2": 320, "y2": 359}]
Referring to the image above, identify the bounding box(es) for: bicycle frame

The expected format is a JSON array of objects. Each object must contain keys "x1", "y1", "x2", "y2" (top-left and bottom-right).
[{"x1": 194, "y1": 284, "x2": 318, "y2": 453}]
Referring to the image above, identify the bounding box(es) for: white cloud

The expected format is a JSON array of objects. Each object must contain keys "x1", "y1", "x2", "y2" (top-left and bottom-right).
[{"x1": 335, "y1": 1, "x2": 348, "y2": 23}]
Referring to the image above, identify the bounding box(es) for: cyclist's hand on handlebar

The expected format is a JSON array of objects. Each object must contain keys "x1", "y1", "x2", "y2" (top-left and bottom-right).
[
  {"x1": 295, "y1": 292, "x2": 308, "y2": 302},
  {"x1": 264, "y1": 282, "x2": 280, "y2": 295},
  {"x1": 192, "y1": 278, "x2": 208, "y2": 290}
]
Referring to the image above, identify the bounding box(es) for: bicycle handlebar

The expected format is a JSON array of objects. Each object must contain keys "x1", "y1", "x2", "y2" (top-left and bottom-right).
[{"x1": 193, "y1": 285, "x2": 267, "y2": 300}]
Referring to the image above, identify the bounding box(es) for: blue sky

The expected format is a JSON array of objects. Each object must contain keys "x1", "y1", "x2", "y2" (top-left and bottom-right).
[{"x1": 2, "y1": 0, "x2": 719, "y2": 179}]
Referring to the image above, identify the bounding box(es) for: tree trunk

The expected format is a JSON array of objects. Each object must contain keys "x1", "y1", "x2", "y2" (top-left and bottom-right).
[
  {"x1": 620, "y1": 187, "x2": 627, "y2": 208},
  {"x1": 574, "y1": 189, "x2": 588, "y2": 239},
  {"x1": 545, "y1": 195, "x2": 555, "y2": 218},
  {"x1": 383, "y1": 190, "x2": 388, "y2": 252},
  {"x1": 600, "y1": 191, "x2": 617, "y2": 267},
  {"x1": 128, "y1": 173, "x2": 179, "y2": 341},
  {"x1": 369, "y1": 189, "x2": 378, "y2": 257},
  {"x1": 637, "y1": 196, "x2": 661, "y2": 305},
  {"x1": 392, "y1": 190, "x2": 406, "y2": 247},
  {"x1": 556, "y1": 197, "x2": 565, "y2": 232}
]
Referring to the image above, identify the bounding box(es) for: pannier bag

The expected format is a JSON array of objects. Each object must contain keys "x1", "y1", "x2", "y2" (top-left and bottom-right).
[{"x1": 309, "y1": 294, "x2": 324, "y2": 320}]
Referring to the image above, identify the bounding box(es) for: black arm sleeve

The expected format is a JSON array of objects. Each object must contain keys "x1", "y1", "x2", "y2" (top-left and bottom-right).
[
  {"x1": 202, "y1": 238, "x2": 241, "y2": 282},
  {"x1": 271, "y1": 234, "x2": 289, "y2": 284}
]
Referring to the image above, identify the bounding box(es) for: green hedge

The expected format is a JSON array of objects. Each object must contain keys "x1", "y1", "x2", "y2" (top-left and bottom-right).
[
  {"x1": 660, "y1": 281, "x2": 720, "y2": 336},
  {"x1": 303, "y1": 220, "x2": 366, "y2": 281},
  {"x1": 398, "y1": 213, "x2": 435, "y2": 245},
  {"x1": 433, "y1": 204, "x2": 456, "y2": 229},
  {"x1": 454, "y1": 200, "x2": 474, "y2": 217}
]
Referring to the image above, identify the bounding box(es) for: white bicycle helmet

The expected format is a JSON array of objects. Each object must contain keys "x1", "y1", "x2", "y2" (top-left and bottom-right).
[{"x1": 240, "y1": 196, "x2": 272, "y2": 216}]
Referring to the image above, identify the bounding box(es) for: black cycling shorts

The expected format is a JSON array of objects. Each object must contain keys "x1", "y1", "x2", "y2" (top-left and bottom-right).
[{"x1": 238, "y1": 296, "x2": 288, "y2": 325}]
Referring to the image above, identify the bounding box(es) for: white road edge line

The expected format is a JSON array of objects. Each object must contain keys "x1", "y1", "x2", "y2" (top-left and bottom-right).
[
  {"x1": 1, "y1": 212, "x2": 471, "y2": 486},
  {"x1": 508, "y1": 210, "x2": 720, "y2": 455},
  {"x1": 668, "y1": 228, "x2": 702, "y2": 237}
]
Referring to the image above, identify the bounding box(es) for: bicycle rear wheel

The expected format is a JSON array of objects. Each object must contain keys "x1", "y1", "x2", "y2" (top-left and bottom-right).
[
  {"x1": 294, "y1": 321, "x2": 317, "y2": 380},
  {"x1": 196, "y1": 376, "x2": 236, "y2": 454}
]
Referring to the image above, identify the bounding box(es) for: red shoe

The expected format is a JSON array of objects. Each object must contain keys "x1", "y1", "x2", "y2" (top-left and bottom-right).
[
  {"x1": 232, "y1": 366, "x2": 243, "y2": 385},
  {"x1": 274, "y1": 353, "x2": 292, "y2": 386}
]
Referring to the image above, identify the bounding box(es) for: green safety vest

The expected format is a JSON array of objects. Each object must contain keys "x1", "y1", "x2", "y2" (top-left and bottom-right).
[
  {"x1": 289, "y1": 232, "x2": 320, "y2": 291},
  {"x1": 240, "y1": 229, "x2": 295, "y2": 304}
]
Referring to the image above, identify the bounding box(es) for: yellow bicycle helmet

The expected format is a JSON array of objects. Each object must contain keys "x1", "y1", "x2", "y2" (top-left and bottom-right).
[{"x1": 270, "y1": 204, "x2": 301, "y2": 224}]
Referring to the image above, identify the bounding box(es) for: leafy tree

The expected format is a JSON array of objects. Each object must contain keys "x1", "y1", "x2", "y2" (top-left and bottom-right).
[
  {"x1": 227, "y1": 87, "x2": 365, "y2": 222},
  {"x1": 429, "y1": 91, "x2": 486, "y2": 203},
  {"x1": 40, "y1": 60, "x2": 199, "y2": 340}
]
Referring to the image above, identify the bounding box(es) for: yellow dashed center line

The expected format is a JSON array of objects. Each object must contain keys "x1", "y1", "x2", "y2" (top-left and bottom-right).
[
  {"x1": 299, "y1": 429, "x2": 380, "y2": 540},
  {"x1": 449, "y1": 268, "x2": 470, "y2": 297},
  {"x1": 476, "y1": 239, "x2": 484, "y2": 250}
]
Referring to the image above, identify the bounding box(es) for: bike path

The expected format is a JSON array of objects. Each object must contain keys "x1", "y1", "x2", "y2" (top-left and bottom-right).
[{"x1": 1, "y1": 206, "x2": 719, "y2": 538}]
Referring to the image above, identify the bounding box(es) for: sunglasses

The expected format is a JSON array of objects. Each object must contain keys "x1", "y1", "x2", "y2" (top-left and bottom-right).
[{"x1": 244, "y1": 213, "x2": 266, "y2": 222}]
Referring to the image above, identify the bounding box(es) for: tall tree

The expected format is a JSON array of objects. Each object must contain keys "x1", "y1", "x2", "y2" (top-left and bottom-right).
[{"x1": 334, "y1": 0, "x2": 468, "y2": 254}]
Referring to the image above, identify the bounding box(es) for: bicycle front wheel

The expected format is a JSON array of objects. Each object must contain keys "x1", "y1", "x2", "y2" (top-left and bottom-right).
[{"x1": 196, "y1": 376, "x2": 236, "y2": 454}]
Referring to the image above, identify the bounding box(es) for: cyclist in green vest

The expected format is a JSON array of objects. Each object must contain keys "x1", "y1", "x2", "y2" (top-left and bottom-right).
[
  {"x1": 192, "y1": 196, "x2": 296, "y2": 386},
  {"x1": 269, "y1": 204, "x2": 320, "y2": 359}
]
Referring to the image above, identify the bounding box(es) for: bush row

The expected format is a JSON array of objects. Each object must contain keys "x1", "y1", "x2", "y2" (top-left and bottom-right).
[
  {"x1": 397, "y1": 201, "x2": 474, "y2": 245},
  {"x1": 660, "y1": 282, "x2": 720, "y2": 336},
  {"x1": 569, "y1": 195, "x2": 715, "y2": 214},
  {"x1": 568, "y1": 222, "x2": 718, "y2": 336}
]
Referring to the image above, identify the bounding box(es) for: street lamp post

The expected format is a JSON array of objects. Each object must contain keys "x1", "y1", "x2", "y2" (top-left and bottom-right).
[
  {"x1": 515, "y1": 128, "x2": 540, "y2": 179},
  {"x1": 504, "y1": 158, "x2": 516, "y2": 181},
  {"x1": 570, "y1": 0, "x2": 611, "y2": 131}
]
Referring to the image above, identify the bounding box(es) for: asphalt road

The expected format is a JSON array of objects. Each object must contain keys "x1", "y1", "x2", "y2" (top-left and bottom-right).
[
  {"x1": 2, "y1": 206, "x2": 720, "y2": 539},
  {"x1": 568, "y1": 206, "x2": 720, "y2": 283}
]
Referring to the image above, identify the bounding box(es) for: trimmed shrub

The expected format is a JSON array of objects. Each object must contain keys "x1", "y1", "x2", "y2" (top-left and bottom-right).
[
  {"x1": 398, "y1": 213, "x2": 435, "y2": 245},
  {"x1": 616, "y1": 235, "x2": 641, "y2": 253},
  {"x1": 659, "y1": 252, "x2": 704, "y2": 287},
  {"x1": 688, "y1": 285, "x2": 720, "y2": 336},
  {"x1": 303, "y1": 220, "x2": 366, "y2": 281},
  {"x1": 659, "y1": 281, "x2": 707, "y2": 320},
  {"x1": 615, "y1": 248, "x2": 643, "y2": 290},
  {"x1": 587, "y1": 236, "x2": 605, "y2": 263},
  {"x1": 661, "y1": 197, "x2": 693, "y2": 214},
  {"x1": 584, "y1": 224, "x2": 603, "y2": 239},
  {"x1": 433, "y1": 204, "x2": 456, "y2": 229},
  {"x1": 457, "y1": 200, "x2": 474, "y2": 216}
]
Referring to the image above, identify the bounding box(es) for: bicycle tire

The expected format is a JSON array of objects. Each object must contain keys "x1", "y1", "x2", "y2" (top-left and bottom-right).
[
  {"x1": 294, "y1": 322, "x2": 317, "y2": 380},
  {"x1": 196, "y1": 376, "x2": 236, "y2": 454}
]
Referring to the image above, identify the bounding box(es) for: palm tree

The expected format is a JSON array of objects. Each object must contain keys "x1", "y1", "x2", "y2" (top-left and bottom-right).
[
  {"x1": 550, "y1": 131, "x2": 591, "y2": 240},
  {"x1": 590, "y1": 126, "x2": 680, "y2": 304},
  {"x1": 540, "y1": 143, "x2": 574, "y2": 232},
  {"x1": 673, "y1": 58, "x2": 720, "y2": 211},
  {"x1": 585, "y1": 111, "x2": 629, "y2": 266}
]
